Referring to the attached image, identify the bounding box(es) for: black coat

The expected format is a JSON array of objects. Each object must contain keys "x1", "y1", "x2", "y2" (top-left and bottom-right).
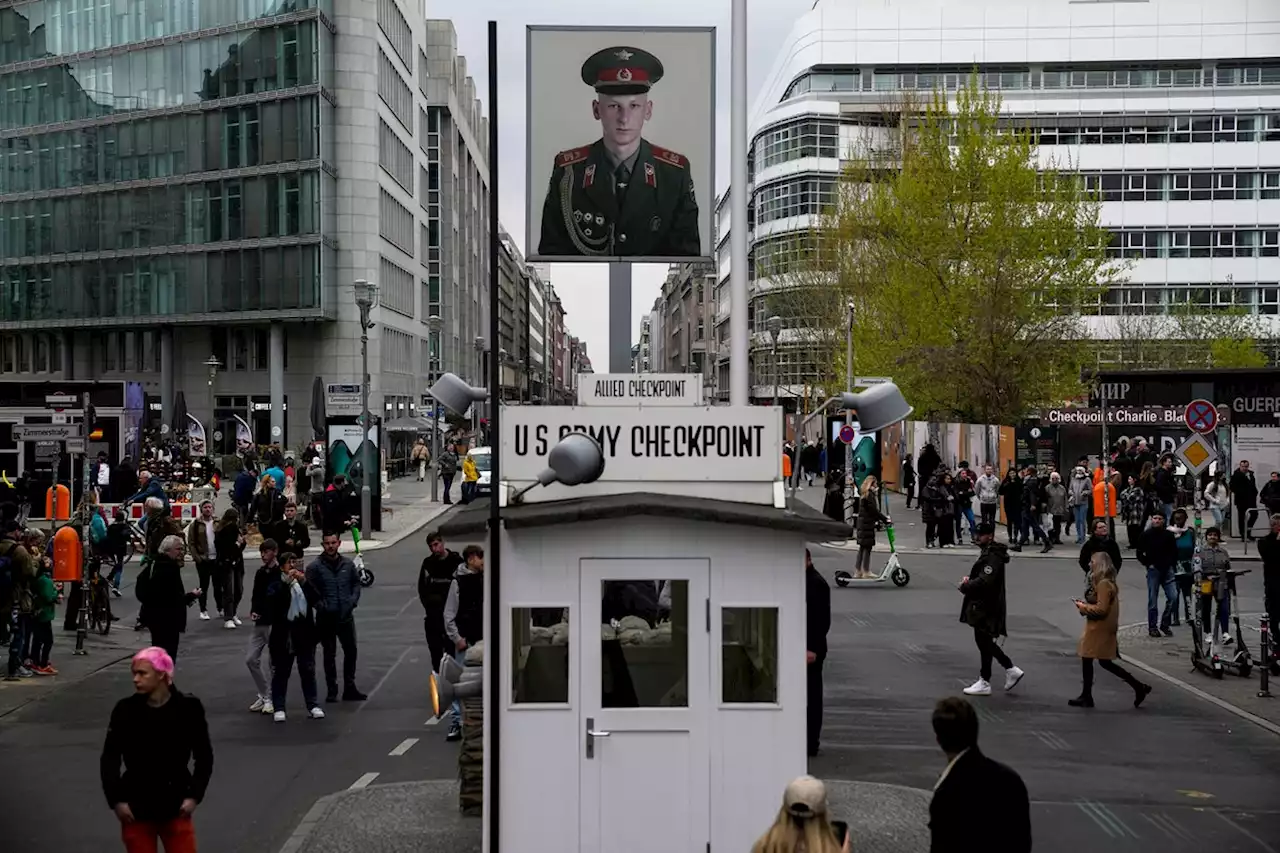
[
  {"x1": 959, "y1": 543, "x2": 1010, "y2": 637},
  {"x1": 855, "y1": 492, "x2": 888, "y2": 547},
  {"x1": 138, "y1": 555, "x2": 197, "y2": 634},
  {"x1": 1258, "y1": 532, "x2": 1280, "y2": 618},
  {"x1": 1137, "y1": 527, "x2": 1178, "y2": 569},
  {"x1": 213, "y1": 523, "x2": 245, "y2": 572},
  {"x1": 1230, "y1": 470, "x2": 1258, "y2": 505},
  {"x1": 1078, "y1": 535, "x2": 1123, "y2": 574},
  {"x1": 418, "y1": 550, "x2": 464, "y2": 613},
  {"x1": 806, "y1": 565, "x2": 831, "y2": 661},
  {"x1": 918, "y1": 446, "x2": 941, "y2": 486},
  {"x1": 930, "y1": 747, "x2": 1031, "y2": 853},
  {"x1": 101, "y1": 690, "x2": 213, "y2": 823},
  {"x1": 266, "y1": 572, "x2": 321, "y2": 656},
  {"x1": 999, "y1": 474, "x2": 1023, "y2": 517},
  {"x1": 537, "y1": 138, "x2": 700, "y2": 258}
]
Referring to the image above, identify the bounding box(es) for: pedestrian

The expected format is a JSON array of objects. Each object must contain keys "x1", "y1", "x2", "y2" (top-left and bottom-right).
[
  {"x1": 805, "y1": 548, "x2": 831, "y2": 757},
  {"x1": 1198, "y1": 527, "x2": 1234, "y2": 643},
  {"x1": 1228, "y1": 460, "x2": 1257, "y2": 539},
  {"x1": 928, "y1": 696, "x2": 1031, "y2": 853},
  {"x1": 232, "y1": 465, "x2": 257, "y2": 522},
  {"x1": 1203, "y1": 473, "x2": 1228, "y2": 530},
  {"x1": 974, "y1": 464, "x2": 1000, "y2": 530},
  {"x1": 136, "y1": 535, "x2": 202, "y2": 661},
  {"x1": 1070, "y1": 552, "x2": 1153, "y2": 708},
  {"x1": 101, "y1": 646, "x2": 213, "y2": 853},
  {"x1": 750, "y1": 775, "x2": 843, "y2": 853},
  {"x1": 438, "y1": 447, "x2": 459, "y2": 505},
  {"x1": 1091, "y1": 473, "x2": 1119, "y2": 539},
  {"x1": 246, "y1": 539, "x2": 279, "y2": 715},
  {"x1": 443, "y1": 544, "x2": 485, "y2": 742},
  {"x1": 821, "y1": 471, "x2": 845, "y2": 524},
  {"x1": 306, "y1": 531, "x2": 367, "y2": 703},
  {"x1": 1136, "y1": 511, "x2": 1178, "y2": 638},
  {"x1": 1068, "y1": 466, "x2": 1093, "y2": 545},
  {"x1": 184, "y1": 500, "x2": 221, "y2": 622},
  {"x1": 918, "y1": 443, "x2": 941, "y2": 488},
  {"x1": 267, "y1": 551, "x2": 324, "y2": 722},
  {"x1": 1016, "y1": 467, "x2": 1050, "y2": 553},
  {"x1": 1044, "y1": 471, "x2": 1068, "y2": 546},
  {"x1": 27, "y1": 553, "x2": 58, "y2": 675},
  {"x1": 250, "y1": 474, "x2": 286, "y2": 531},
  {"x1": 853, "y1": 477, "x2": 890, "y2": 579},
  {"x1": 418, "y1": 531, "x2": 464, "y2": 671},
  {"x1": 1168, "y1": 509, "x2": 1195, "y2": 626},
  {"x1": 213, "y1": 508, "x2": 246, "y2": 630},
  {"x1": 1153, "y1": 456, "x2": 1179, "y2": 523},
  {"x1": 460, "y1": 451, "x2": 479, "y2": 504},
  {"x1": 999, "y1": 467, "x2": 1022, "y2": 546},
  {"x1": 902, "y1": 456, "x2": 917, "y2": 509},
  {"x1": 1119, "y1": 475, "x2": 1146, "y2": 550},
  {"x1": 1261, "y1": 471, "x2": 1280, "y2": 517},
  {"x1": 1258, "y1": 514, "x2": 1280, "y2": 646},
  {"x1": 267, "y1": 501, "x2": 311, "y2": 563},
  {"x1": 106, "y1": 508, "x2": 130, "y2": 595},
  {"x1": 959, "y1": 523, "x2": 1024, "y2": 697},
  {"x1": 920, "y1": 473, "x2": 947, "y2": 549},
  {"x1": 4, "y1": 519, "x2": 37, "y2": 681},
  {"x1": 952, "y1": 467, "x2": 977, "y2": 544},
  {"x1": 411, "y1": 438, "x2": 430, "y2": 482}
]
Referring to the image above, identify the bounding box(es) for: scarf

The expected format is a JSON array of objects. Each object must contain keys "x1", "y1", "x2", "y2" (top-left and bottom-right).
[{"x1": 284, "y1": 571, "x2": 308, "y2": 621}]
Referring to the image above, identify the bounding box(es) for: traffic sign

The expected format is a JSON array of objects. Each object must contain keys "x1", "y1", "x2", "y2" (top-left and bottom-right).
[
  {"x1": 1184, "y1": 399, "x2": 1218, "y2": 434},
  {"x1": 45, "y1": 393, "x2": 77, "y2": 408},
  {"x1": 838, "y1": 424, "x2": 856, "y2": 444},
  {"x1": 65, "y1": 437, "x2": 86, "y2": 454},
  {"x1": 13, "y1": 424, "x2": 81, "y2": 441},
  {"x1": 1174, "y1": 432, "x2": 1217, "y2": 476}
]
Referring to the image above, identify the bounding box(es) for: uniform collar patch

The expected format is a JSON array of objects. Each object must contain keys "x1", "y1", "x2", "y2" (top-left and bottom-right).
[
  {"x1": 644, "y1": 162, "x2": 656, "y2": 187},
  {"x1": 584, "y1": 163, "x2": 596, "y2": 188}
]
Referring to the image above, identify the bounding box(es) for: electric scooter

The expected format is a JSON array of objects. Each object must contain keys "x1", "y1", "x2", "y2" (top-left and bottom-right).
[
  {"x1": 350, "y1": 525, "x2": 376, "y2": 588},
  {"x1": 1220, "y1": 568, "x2": 1253, "y2": 678},
  {"x1": 834, "y1": 522, "x2": 910, "y2": 588}
]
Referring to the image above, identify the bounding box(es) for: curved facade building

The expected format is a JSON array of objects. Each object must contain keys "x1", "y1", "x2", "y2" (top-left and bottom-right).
[{"x1": 714, "y1": 0, "x2": 1280, "y2": 404}]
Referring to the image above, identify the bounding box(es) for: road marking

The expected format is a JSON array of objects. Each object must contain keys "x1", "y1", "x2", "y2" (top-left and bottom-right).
[
  {"x1": 1142, "y1": 812, "x2": 1193, "y2": 842},
  {"x1": 1120, "y1": 654, "x2": 1280, "y2": 738},
  {"x1": 1031, "y1": 730, "x2": 1069, "y2": 750},
  {"x1": 396, "y1": 596, "x2": 418, "y2": 618},
  {"x1": 1077, "y1": 799, "x2": 1139, "y2": 839},
  {"x1": 355, "y1": 644, "x2": 417, "y2": 714},
  {"x1": 424, "y1": 715, "x2": 442, "y2": 726},
  {"x1": 388, "y1": 737, "x2": 419, "y2": 756},
  {"x1": 348, "y1": 772, "x2": 379, "y2": 790},
  {"x1": 1215, "y1": 809, "x2": 1279, "y2": 853}
]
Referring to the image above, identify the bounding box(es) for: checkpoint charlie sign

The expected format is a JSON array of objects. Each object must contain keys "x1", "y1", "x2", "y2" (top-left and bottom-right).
[
  {"x1": 578, "y1": 373, "x2": 703, "y2": 406},
  {"x1": 503, "y1": 406, "x2": 780, "y2": 482}
]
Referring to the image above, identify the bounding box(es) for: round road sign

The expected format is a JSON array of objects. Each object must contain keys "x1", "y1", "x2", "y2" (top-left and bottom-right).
[
  {"x1": 1184, "y1": 399, "x2": 1217, "y2": 434},
  {"x1": 839, "y1": 424, "x2": 856, "y2": 444}
]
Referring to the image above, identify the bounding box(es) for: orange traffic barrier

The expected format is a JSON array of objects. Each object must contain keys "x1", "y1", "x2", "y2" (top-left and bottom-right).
[
  {"x1": 45, "y1": 485, "x2": 70, "y2": 520},
  {"x1": 52, "y1": 525, "x2": 83, "y2": 582}
]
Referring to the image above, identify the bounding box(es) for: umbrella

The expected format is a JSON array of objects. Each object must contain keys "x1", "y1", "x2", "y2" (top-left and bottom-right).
[{"x1": 310, "y1": 375, "x2": 326, "y2": 439}]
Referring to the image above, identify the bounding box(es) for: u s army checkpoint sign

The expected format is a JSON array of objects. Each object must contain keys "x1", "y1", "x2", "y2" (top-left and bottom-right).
[{"x1": 503, "y1": 407, "x2": 781, "y2": 482}]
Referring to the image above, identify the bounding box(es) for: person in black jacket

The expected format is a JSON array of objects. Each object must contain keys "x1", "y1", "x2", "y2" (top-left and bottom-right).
[
  {"x1": 1136, "y1": 512, "x2": 1178, "y2": 638},
  {"x1": 1078, "y1": 519, "x2": 1124, "y2": 577},
  {"x1": 267, "y1": 502, "x2": 311, "y2": 562},
  {"x1": 418, "y1": 532, "x2": 465, "y2": 671},
  {"x1": 902, "y1": 457, "x2": 917, "y2": 509},
  {"x1": 805, "y1": 548, "x2": 831, "y2": 757},
  {"x1": 138, "y1": 536, "x2": 201, "y2": 660},
  {"x1": 213, "y1": 508, "x2": 247, "y2": 630},
  {"x1": 853, "y1": 478, "x2": 890, "y2": 579},
  {"x1": 246, "y1": 540, "x2": 279, "y2": 715},
  {"x1": 959, "y1": 524, "x2": 1024, "y2": 697},
  {"x1": 1018, "y1": 468, "x2": 1052, "y2": 554},
  {"x1": 267, "y1": 551, "x2": 324, "y2": 721},
  {"x1": 443, "y1": 544, "x2": 485, "y2": 742},
  {"x1": 929, "y1": 696, "x2": 1031, "y2": 853},
  {"x1": 1229, "y1": 461, "x2": 1259, "y2": 539},
  {"x1": 306, "y1": 531, "x2": 366, "y2": 703},
  {"x1": 101, "y1": 646, "x2": 213, "y2": 850},
  {"x1": 998, "y1": 467, "x2": 1022, "y2": 546},
  {"x1": 1258, "y1": 514, "x2": 1280, "y2": 650},
  {"x1": 1152, "y1": 456, "x2": 1179, "y2": 523}
]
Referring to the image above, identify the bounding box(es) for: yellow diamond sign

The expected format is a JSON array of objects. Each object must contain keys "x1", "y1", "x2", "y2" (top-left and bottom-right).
[{"x1": 1175, "y1": 433, "x2": 1216, "y2": 475}]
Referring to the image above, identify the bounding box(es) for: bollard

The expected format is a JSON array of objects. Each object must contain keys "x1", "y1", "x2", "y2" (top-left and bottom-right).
[{"x1": 1259, "y1": 616, "x2": 1272, "y2": 699}]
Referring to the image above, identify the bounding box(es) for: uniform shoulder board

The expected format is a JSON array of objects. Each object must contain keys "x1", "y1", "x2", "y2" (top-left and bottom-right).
[
  {"x1": 650, "y1": 145, "x2": 687, "y2": 168},
  {"x1": 554, "y1": 146, "x2": 591, "y2": 168}
]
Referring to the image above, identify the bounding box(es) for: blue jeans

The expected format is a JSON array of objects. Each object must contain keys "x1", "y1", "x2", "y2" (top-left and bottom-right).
[
  {"x1": 1072, "y1": 505, "x2": 1088, "y2": 542},
  {"x1": 450, "y1": 649, "x2": 467, "y2": 725},
  {"x1": 1146, "y1": 565, "x2": 1177, "y2": 632},
  {"x1": 1162, "y1": 502, "x2": 1174, "y2": 524},
  {"x1": 6, "y1": 608, "x2": 29, "y2": 676},
  {"x1": 956, "y1": 506, "x2": 976, "y2": 539},
  {"x1": 1019, "y1": 509, "x2": 1046, "y2": 544}
]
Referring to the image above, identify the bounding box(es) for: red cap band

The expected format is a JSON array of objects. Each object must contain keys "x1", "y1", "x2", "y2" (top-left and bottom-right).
[{"x1": 597, "y1": 67, "x2": 650, "y2": 85}]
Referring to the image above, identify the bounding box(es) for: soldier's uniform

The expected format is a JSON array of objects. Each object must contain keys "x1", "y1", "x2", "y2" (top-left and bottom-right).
[{"x1": 537, "y1": 46, "x2": 701, "y2": 258}]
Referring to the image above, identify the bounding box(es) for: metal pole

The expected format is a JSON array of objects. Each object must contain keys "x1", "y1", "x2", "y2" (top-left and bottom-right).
[
  {"x1": 728, "y1": 0, "x2": 749, "y2": 406},
  {"x1": 73, "y1": 390, "x2": 91, "y2": 656},
  {"x1": 609, "y1": 264, "x2": 632, "y2": 374},
  {"x1": 1259, "y1": 616, "x2": 1272, "y2": 698},
  {"x1": 771, "y1": 340, "x2": 779, "y2": 408},
  {"x1": 844, "y1": 305, "x2": 854, "y2": 527},
  {"x1": 1101, "y1": 385, "x2": 1111, "y2": 524},
  {"x1": 485, "y1": 22, "x2": 502, "y2": 853},
  {"x1": 358, "y1": 302, "x2": 372, "y2": 537}
]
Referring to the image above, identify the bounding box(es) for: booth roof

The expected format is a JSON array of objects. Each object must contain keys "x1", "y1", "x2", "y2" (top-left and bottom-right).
[{"x1": 436, "y1": 492, "x2": 851, "y2": 540}]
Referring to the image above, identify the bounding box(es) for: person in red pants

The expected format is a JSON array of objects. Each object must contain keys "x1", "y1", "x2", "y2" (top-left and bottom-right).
[{"x1": 101, "y1": 646, "x2": 213, "y2": 852}]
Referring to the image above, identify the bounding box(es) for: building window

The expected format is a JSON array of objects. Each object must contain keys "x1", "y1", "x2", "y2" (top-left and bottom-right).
[
  {"x1": 379, "y1": 188, "x2": 414, "y2": 256},
  {"x1": 511, "y1": 607, "x2": 569, "y2": 704},
  {"x1": 379, "y1": 256, "x2": 415, "y2": 319},
  {"x1": 754, "y1": 177, "x2": 835, "y2": 224},
  {"x1": 721, "y1": 607, "x2": 778, "y2": 704},
  {"x1": 377, "y1": 47, "x2": 413, "y2": 132},
  {"x1": 382, "y1": 327, "x2": 413, "y2": 374},
  {"x1": 378, "y1": 119, "x2": 414, "y2": 194},
  {"x1": 376, "y1": 0, "x2": 413, "y2": 72}
]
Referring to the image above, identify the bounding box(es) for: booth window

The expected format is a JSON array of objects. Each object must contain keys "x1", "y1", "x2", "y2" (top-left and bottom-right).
[
  {"x1": 511, "y1": 607, "x2": 570, "y2": 704},
  {"x1": 721, "y1": 607, "x2": 779, "y2": 704},
  {"x1": 600, "y1": 579, "x2": 688, "y2": 708}
]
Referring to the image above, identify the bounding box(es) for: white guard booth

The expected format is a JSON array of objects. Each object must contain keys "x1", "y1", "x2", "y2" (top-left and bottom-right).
[{"x1": 438, "y1": 395, "x2": 849, "y2": 853}]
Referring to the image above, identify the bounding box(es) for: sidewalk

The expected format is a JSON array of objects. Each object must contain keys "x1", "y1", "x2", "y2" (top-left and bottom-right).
[{"x1": 798, "y1": 486, "x2": 1263, "y2": 562}]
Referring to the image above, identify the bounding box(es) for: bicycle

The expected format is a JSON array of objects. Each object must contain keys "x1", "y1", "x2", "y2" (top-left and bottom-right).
[{"x1": 85, "y1": 558, "x2": 113, "y2": 635}]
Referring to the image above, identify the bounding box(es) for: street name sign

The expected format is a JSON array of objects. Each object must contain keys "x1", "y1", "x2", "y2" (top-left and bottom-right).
[
  {"x1": 325, "y1": 383, "x2": 363, "y2": 415},
  {"x1": 1174, "y1": 432, "x2": 1217, "y2": 476},
  {"x1": 577, "y1": 373, "x2": 703, "y2": 406},
  {"x1": 503, "y1": 406, "x2": 780, "y2": 482},
  {"x1": 65, "y1": 436, "x2": 86, "y2": 454},
  {"x1": 855, "y1": 376, "x2": 891, "y2": 387},
  {"x1": 45, "y1": 393, "x2": 77, "y2": 407},
  {"x1": 13, "y1": 424, "x2": 81, "y2": 441}
]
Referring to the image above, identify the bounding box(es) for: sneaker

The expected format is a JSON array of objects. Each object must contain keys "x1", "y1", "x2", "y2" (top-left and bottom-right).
[
  {"x1": 1148, "y1": 629, "x2": 1162, "y2": 638},
  {"x1": 233, "y1": 616, "x2": 243, "y2": 626},
  {"x1": 1067, "y1": 695, "x2": 1095, "y2": 708},
  {"x1": 199, "y1": 611, "x2": 210, "y2": 621},
  {"x1": 963, "y1": 678, "x2": 992, "y2": 696},
  {"x1": 1222, "y1": 633, "x2": 1234, "y2": 646},
  {"x1": 110, "y1": 586, "x2": 122, "y2": 598},
  {"x1": 1134, "y1": 683, "x2": 1152, "y2": 708},
  {"x1": 261, "y1": 700, "x2": 275, "y2": 714},
  {"x1": 1160, "y1": 627, "x2": 1173, "y2": 638},
  {"x1": 445, "y1": 722, "x2": 462, "y2": 741},
  {"x1": 249, "y1": 696, "x2": 266, "y2": 712},
  {"x1": 16, "y1": 666, "x2": 34, "y2": 678},
  {"x1": 2, "y1": 675, "x2": 17, "y2": 682},
  {"x1": 309, "y1": 706, "x2": 326, "y2": 719},
  {"x1": 1004, "y1": 666, "x2": 1025, "y2": 691},
  {"x1": 273, "y1": 710, "x2": 287, "y2": 723},
  {"x1": 224, "y1": 620, "x2": 237, "y2": 629},
  {"x1": 33, "y1": 665, "x2": 57, "y2": 676},
  {"x1": 342, "y1": 688, "x2": 368, "y2": 702}
]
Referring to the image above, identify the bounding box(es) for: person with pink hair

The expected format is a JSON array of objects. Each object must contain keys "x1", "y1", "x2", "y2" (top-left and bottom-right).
[{"x1": 101, "y1": 647, "x2": 213, "y2": 852}]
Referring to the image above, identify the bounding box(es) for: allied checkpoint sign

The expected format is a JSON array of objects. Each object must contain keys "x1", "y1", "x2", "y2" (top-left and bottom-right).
[
  {"x1": 578, "y1": 373, "x2": 703, "y2": 406},
  {"x1": 503, "y1": 407, "x2": 780, "y2": 493}
]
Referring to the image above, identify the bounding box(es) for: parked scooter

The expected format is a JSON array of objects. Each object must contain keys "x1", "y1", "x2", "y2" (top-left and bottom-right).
[{"x1": 834, "y1": 522, "x2": 910, "y2": 588}]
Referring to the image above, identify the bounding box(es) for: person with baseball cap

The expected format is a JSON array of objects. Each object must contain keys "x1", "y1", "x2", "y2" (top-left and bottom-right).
[
  {"x1": 750, "y1": 775, "x2": 845, "y2": 853},
  {"x1": 537, "y1": 44, "x2": 700, "y2": 258}
]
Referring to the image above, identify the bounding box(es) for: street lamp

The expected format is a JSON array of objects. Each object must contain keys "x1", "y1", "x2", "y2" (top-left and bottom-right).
[
  {"x1": 354, "y1": 278, "x2": 378, "y2": 536},
  {"x1": 203, "y1": 355, "x2": 222, "y2": 452},
  {"x1": 473, "y1": 336, "x2": 486, "y2": 438},
  {"x1": 427, "y1": 313, "x2": 443, "y2": 503},
  {"x1": 766, "y1": 315, "x2": 782, "y2": 409}
]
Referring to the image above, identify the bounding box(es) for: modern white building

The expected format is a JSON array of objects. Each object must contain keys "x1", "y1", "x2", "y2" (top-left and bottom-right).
[{"x1": 714, "y1": 0, "x2": 1280, "y2": 403}]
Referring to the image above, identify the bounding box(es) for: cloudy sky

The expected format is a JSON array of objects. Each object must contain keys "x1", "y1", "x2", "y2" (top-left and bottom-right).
[{"x1": 435, "y1": 0, "x2": 814, "y2": 370}]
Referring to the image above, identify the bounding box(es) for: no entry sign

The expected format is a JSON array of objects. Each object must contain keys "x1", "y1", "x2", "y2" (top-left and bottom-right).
[{"x1": 1184, "y1": 399, "x2": 1218, "y2": 434}]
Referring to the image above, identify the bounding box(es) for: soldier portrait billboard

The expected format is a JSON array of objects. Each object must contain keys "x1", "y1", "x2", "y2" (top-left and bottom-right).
[{"x1": 526, "y1": 26, "x2": 715, "y2": 263}]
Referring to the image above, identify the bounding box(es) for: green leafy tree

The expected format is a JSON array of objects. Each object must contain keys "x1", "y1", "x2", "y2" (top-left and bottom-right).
[{"x1": 773, "y1": 78, "x2": 1124, "y2": 423}]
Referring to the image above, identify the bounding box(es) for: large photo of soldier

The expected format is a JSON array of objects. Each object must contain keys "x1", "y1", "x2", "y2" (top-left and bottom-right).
[{"x1": 526, "y1": 27, "x2": 715, "y2": 262}]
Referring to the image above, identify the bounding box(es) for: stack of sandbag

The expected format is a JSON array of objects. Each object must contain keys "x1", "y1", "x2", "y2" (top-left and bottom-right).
[{"x1": 459, "y1": 695, "x2": 483, "y2": 816}]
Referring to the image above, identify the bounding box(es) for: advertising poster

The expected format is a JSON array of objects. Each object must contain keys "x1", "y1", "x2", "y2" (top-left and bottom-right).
[
  {"x1": 827, "y1": 416, "x2": 880, "y2": 492},
  {"x1": 186, "y1": 414, "x2": 207, "y2": 457},
  {"x1": 1014, "y1": 425, "x2": 1058, "y2": 475},
  {"x1": 526, "y1": 26, "x2": 715, "y2": 262},
  {"x1": 327, "y1": 424, "x2": 379, "y2": 485},
  {"x1": 233, "y1": 415, "x2": 253, "y2": 457}
]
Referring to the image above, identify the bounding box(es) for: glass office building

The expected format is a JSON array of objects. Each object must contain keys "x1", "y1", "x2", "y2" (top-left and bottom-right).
[{"x1": 0, "y1": 2, "x2": 491, "y2": 456}]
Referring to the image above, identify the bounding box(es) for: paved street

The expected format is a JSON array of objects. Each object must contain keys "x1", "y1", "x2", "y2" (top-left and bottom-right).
[{"x1": 2, "y1": 509, "x2": 1278, "y2": 852}]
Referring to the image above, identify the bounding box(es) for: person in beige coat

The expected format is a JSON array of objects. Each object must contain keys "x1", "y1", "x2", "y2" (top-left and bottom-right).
[{"x1": 1070, "y1": 552, "x2": 1152, "y2": 709}]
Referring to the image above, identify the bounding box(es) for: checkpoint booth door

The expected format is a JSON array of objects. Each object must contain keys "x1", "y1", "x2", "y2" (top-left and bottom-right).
[{"x1": 578, "y1": 558, "x2": 710, "y2": 853}]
